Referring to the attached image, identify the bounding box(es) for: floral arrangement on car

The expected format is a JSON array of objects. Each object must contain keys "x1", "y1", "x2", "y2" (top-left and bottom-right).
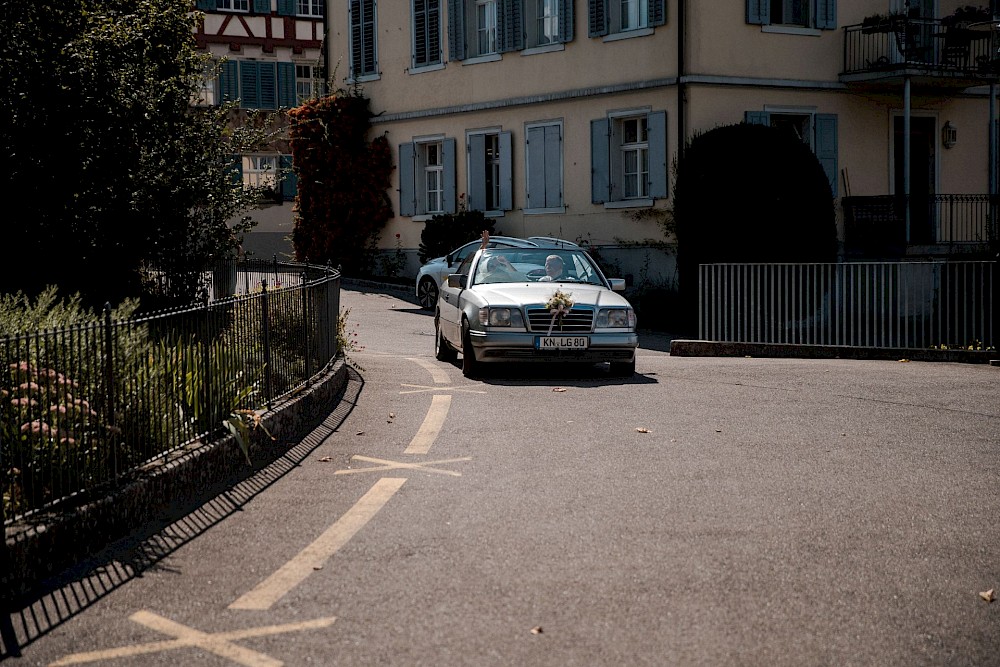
[{"x1": 545, "y1": 289, "x2": 574, "y2": 334}]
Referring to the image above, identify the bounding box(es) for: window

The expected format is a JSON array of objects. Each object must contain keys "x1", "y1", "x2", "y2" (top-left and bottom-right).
[
  {"x1": 467, "y1": 130, "x2": 512, "y2": 213},
  {"x1": 588, "y1": 0, "x2": 665, "y2": 38},
  {"x1": 525, "y1": 122, "x2": 563, "y2": 212},
  {"x1": 447, "y1": 0, "x2": 523, "y2": 60},
  {"x1": 524, "y1": 0, "x2": 574, "y2": 48},
  {"x1": 349, "y1": 0, "x2": 378, "y2": 80},
  {"x1": 219, "y1": 60, "x2": 298, "y2": 109},
  {"x1": 746, "y1": 0, "x2": 836, "y2": 30},
  {"x1": 243, "y1": 155, "x2": 278, "y2": 190},
  {"x1": 217, "y1": 0, "x2": 249, "y2": 11},
  {"x1": 412, "y1": 0, "x2": 442, "y2": 69},
  {"x1": 745, "y1": 110, "x2": 839, "y2": 196},
  {"x1": 591, "y1": 110, "x2": 667, "y2": 206},
  {"x1": 399, "y1": 138, "x2": 457, "y2": 217},
  {"x1": 298, "y1": 0, "x2": 324, "y2": 17},
  {"x1": 194, "y1": 61, "x2": 218, "y2": 106},
  {"x1": 295, "y1": 64, "x2": 320, "y2": 104}
]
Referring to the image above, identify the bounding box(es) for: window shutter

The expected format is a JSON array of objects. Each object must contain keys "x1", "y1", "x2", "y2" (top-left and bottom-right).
[
  {"x1": 220, "y1": 60, "x2": 239, "y2": 103},
  {"x1": 651, "y1": 0, "x2": 666, "y2": 27},
  {"x1": 815, "y1": 0, "x2": 836, "y2": 30},
  {"x1": 280, "y1": 155, "x2": 297, "y2": 200},
  {"x1": 588, "y1": 0, "x2": 608, "y2": 37},
  {"x1": 499, "y1": 0, "x2": 523, "y2": 52},
  {"x1": 252, "y1": 0, "x2": 270, "y2": 14},
  {"x1": 746, "y1": 0, "x2": 769, "y2": 25},
  {"x1": 526, "y1": 126, "x2": 544, "y2": 209},
  {"x1": 559, "y1": 0, "x2": 574, "y2": 42},
  {"x1": 544, "y1": 125, "x2": 562, "y2": 207},
  {"x1": 814, "y1": 114, "x2": 838, "y2": 197},
  {"x1": 229, "y1": 154, "x2": 244, "y2": 187},
  {"x1": 467, "y1": 134, "x2": 486, "y2": 211},
  {"x1": 448, "y1": 0, "x2": 466, "y2": 61},
  {"x1": 196, "y1": 0, "x2": 213, "y2": 10},
  {"x1": 259, "y1": 62, "x2": 278, "y2": 109},
  {"x1": 278, "y1": 62, "x2": 296, "y2": 107},
  {"x1": 399, "y1": 143, "x2": 416, "y2": 216},
  {"x1": 591, "y1": 118, "x2": 610, "y2": 204},
  {"x1": 499, "y1": 131, "x2": 513, "y2": 210},
  {"x1": 744, "y1": 110, "x2": 769, "y2": 125},
  {"x1": 277, "y1": 0, "x2": 296, "y2": 16},
  {"x1": 351, "y1": 0, "x2": 377, "y2": 77},
  {"x1": 240, "y1": 61, "x2": 261, "y2": 108},
  {"x1": 364, "y1": 1, "x2": 377, "y2": 74},
  {"x1": 443, "y1": 138, "x2": 457, "y2": 214},
  {"x1": 647, "y1": 111, "x2": 668, "y2": 199},
  {"x1": 414, "y1": 0, "x2": 430, "y2": 67}
]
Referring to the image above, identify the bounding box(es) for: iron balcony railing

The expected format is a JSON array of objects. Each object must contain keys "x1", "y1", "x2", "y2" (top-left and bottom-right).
[
  {"x1": 699, "y1": 261, "x2": 995, "y2": 350},
  {"x1": 843, "y1": 18, "x2": 1000, "y2": 78},
  {"x1": 1, "y1": 260, "x2": 341, "y2": 527}
]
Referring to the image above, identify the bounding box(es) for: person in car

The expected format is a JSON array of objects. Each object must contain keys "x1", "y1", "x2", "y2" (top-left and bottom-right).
[
  {"x1": 538, "y1": 255, "x2": 565, "y2": 281},
  {"x1": 480, "y1": 255, "x2": 522, "y2": 283}
]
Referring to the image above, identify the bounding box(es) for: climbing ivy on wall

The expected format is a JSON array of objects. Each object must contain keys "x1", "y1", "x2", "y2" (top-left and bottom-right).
[{"x1": 288, "y1": 88, "x2": 394, "y2": 275}]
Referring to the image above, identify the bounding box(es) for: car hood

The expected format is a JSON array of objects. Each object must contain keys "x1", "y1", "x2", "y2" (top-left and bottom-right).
[{"x1": 471, "y1": 283, "x2": 632, "y2": 309}]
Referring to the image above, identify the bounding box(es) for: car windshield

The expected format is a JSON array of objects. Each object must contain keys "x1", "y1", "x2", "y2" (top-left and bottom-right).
[{"x1": 471, "y1": 248, "x2": 606, "y2": 287}]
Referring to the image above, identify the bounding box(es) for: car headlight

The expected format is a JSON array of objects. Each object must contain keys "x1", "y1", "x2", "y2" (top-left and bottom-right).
[
  {"x1": 479, "y1": 307, "x2": 524, "y2": 327},
  {"x1": 596, "y1": 308, "x2": 636, "y2": 328}
]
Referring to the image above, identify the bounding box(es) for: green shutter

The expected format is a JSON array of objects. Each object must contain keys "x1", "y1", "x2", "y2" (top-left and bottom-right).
[
  {"x1": 499, "y1": 0, "x2": 523, "y2": 52},
  {"x1": 744, "y1": 110, "x2": 769, "y2": 125},
  {"x1": 240, "y1": 61, "x2": 260, "y2": 108},
  {"x1": 746, "y1": 0, "x2": 769, "y2": 25},
  {"x1": 589, "y1": 0, "x2": 608, "y2": 37},
  {"x1": 443, "y1": 138, "x2": 457, "y2": 214},
  {"x1": 220, "y1": 60, "x2": 239, "y2": 103},
  {"x1": 280, "y1": 154, "x2": 297, "y2": 200},
  {"x1": 196, "y1": 0, "x2": 213, "y2": 10},
  {"x1": 277, "y1": 0, "x2": 296, "y2": 16},
  {"x1": 591, "y1": 118, "x2": 609, "y2": 204},
  {"x1": 259, "y1": 62, "x2": 277, "y2": 109},
  {"x1": 398, "y1": 143, "x2": 416, "y2": 216},
  {"x1": 651, "y1": 0, "x2": 666, "y2": 27},
  {"x1": 252, "y1": 0, "x2": 270, "y2": 14},
  {"x1": 814, "y1": 114, "x2": 838, "y2": 198},
  {"x1": 816, "y1": 0, "x2": 836, "y2": 30},
  {"x1": 559, "y1": 0, "x2": 574, "y2": 42},
  {"x1": 448, "y1": 0, "x2": 466, "y2": 61},
  {"x1": 278, "y1": 62, "x2": 297, "y2": 107},
  {"x1": 229, "y1": 154, "x2": 244, "y2": 188}
]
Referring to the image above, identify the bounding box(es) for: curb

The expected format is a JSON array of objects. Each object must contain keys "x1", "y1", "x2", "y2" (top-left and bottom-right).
[{"x1": 669, "y1": 339, "x2": 1000, "y2": 365}]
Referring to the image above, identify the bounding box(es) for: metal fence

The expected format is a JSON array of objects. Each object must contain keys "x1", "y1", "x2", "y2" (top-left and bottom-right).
[
  {"x1": 1, "y1": 260, "x2": 341, "y2": 527},
  {"x1": 699, "y1": 261, "x2": 995, "y2": 349}
]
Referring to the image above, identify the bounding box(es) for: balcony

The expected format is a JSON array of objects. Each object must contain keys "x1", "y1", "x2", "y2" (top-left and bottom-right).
[
  {"x1": 842, "y1": 195, "x2": 999, "y2": 259},
  {"x1": 842, "y1": 18, "x2": 1000, "y2": 89}
]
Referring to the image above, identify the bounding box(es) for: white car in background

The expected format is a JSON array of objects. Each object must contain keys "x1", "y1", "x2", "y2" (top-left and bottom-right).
[{"x1": 415, "y1": 236, "x2": 578, "y2": 310}]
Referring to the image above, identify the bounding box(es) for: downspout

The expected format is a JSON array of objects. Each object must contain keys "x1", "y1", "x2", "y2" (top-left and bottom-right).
[
  {"x1": 677, "y1": 0, "x2": 686, "y2": 165},
  {"x1": 321, "y1": 0, "x2": 331, "y2": 94},
  {"x1": 904, "y1": 76, "x2": 911, "y2": 244}
]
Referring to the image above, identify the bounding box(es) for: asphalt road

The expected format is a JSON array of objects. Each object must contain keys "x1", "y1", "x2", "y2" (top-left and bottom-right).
[{"x1": 4, "y1": 284, "x2": 999, "y2": 666}]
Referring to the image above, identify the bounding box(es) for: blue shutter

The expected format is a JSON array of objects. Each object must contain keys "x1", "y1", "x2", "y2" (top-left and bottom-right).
[
  {"x1": 591, "y1": 118, "x2": 609, "y2": 204},
  {"x1": 526, "y1": 126, "x2": 544, "y2": 209},
  {"x1": 746, "y1": 0, "x2": 769, "y2": 25},
  {"x1": 647, "y1": 111, "x2": 667, "y2": 199},
  {"x1": 229, "y1": 154, "x2": 243, "y2": 188},
  {"x1": 220, "y1": 60, "x2": 239, "y2": 103},
  {"x1": 443, "y1": 138, "x2": 457, "y2": 214},
  {"x1": 559, "y1": 0, "x2": 574, "y2": 42},
  {"x1": 277, "y1": 0, "x2": 296, "y2": 16},
  {"x1": 815, "y1": 0, "x2": 836, "y2": 30},
  {"x1": 259, "y1": 62, "x2": 277, "y2": 109},
  {"x1": 588, "y1": 0, "x2": 607, "y2": 37},
  {"x1": 448, "y1": 0, "x2": 466, "y2": 61},
  {"x1": 527, "y1": 125, "x2": 562, "y2": 208},
  {"x1": 814, "y1": 114, "x2": 838, "y2": 197},
  {"x1": 252, "y1": 0, "x2": 270, "y2": 14},
  {"x1": 399, "y1": 143, "x2": 416, "y2": 216},
  {"x1": 467, "y1": 134, "x2": 486, "y2": 211},
  {"x1": 499, "y1": 0, "x2": 523, "y2": 52},
  {"x1": 196, "y1": 0, "x2": 213, "y2": 10},
  {"x1": 414, "y1": 0, "x2": 440, "y2": 67},
  {"x1": 499, "y1": 131, "x2": 512, "y2": 211},
  {"x1": 544, "y1": 125, "x2": 562, "y2": 207},
  {"x1": 278, "y1": 62, "x2": 296, "y2": 107},
  {"x1": 744, "y1": 110, "x2": 769, "y2": 125},
  {"x1": 240, "y1": 61, "x2": 261, "y2": 108},
  {"x1": 651, "y1": 0, "x2": 666, "y2": 27},
  {"x1": 280, "y1": 154, "x2": 297, "y2": 200}
]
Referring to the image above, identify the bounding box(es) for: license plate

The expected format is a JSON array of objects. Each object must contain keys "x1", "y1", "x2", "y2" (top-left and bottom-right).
[{"x1": 536, "y1": 336, "x2": 589, "y2": 350}]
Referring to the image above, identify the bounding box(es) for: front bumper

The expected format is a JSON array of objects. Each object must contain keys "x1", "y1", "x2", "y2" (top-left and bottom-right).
[{"x1": 468, "y1": 330, "x2": 638, "y2": 363}]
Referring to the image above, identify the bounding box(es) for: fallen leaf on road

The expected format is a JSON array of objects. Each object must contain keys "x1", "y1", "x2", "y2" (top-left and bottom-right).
[
  {"x1": 530, "y1": 626, "x2": 543, "y2": 634},
  {"x1": 313, "y1": 565, "x2": 323, "y2": 570},
  {"x1": 899, "y1": 358, "x2": 910, "y2": 362},
  {"x1": 980, "y1": 589, "x2": 995, "y2": 602},
  {"x1": 552, "y1": 387, "x2": 567, "y2": 392},
  {"x1": 635, "y1": 427, "x2": 649, "y2": 433},
  {"x1": 318, "y1": 456, "x2": 333, "y2": 462},
  {"x1": 715, "y1": 429, "x2": 722, "y2": 433},
  {"x1": 356, "y1": 431, "x2": 365, "y2": 436}
]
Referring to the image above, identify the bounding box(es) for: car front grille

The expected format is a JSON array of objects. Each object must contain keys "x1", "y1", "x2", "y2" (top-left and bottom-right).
[{"x1": 525, "y1": 307, "x2": 594, "y2": 333}]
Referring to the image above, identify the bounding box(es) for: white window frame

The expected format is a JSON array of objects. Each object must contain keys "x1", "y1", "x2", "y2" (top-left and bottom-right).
[
  {"x1": 411, "y1": 0, "x2": 444, "y2": 72},
  {"x1": 619, "y1": 116, "x2": 649, "y2": 199},
  {"x1": 243, "y1": 154, "x2": 278, "y2": 190},
  {"x1": 768, "y1": 0, "x2": 810, "y2": 27},
  {"x1": 476, "y1": 0, "x2": 499, "y2": 57},
  {"x1": 466, "y1": 128, "x2": 511, "y2": 215},
  {"x1": 619, "y1": 0, "x2": 649, "y2": 31},
  {"x1": 420, "y1": 140, "x2": 445, "y2": 215},
  {"x1": 295, "y1": 64, "x2": 318, "y2": 104},
  {"x1": 536, "y1": 0, "x2": 560, "y2": 45},
  {"x1": 216, "y1": 0, "x2": 249, "y2": 11},
  {"x1": 349, "y1": 0, "x2": 379, "y2": 82},
  {"x1": 603, "y1": 0, "x2": 655, "y2": 40},
  {"x1": 297, "y1": 0, "x2": 323, "y2": 17}
]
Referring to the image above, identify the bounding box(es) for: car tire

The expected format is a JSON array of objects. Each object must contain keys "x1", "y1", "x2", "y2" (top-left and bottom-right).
[
  {"x1": 418, "y1": 277, "x2": 438, "y2": 310},
  {"x1": 435, "y1": 317, "x2": 457, "y2": 363},
  {"x1": 609, "y1": 359, "x2": 636, "y2": 377},
  {"x1": 461, "y1": 320, "x2": 480, "y2": 378}
]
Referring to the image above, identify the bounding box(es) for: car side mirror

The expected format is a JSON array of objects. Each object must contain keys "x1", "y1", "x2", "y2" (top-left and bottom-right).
[
  {"x1": 447, "y1": 273, "x2": 467, "y2": 289},
  {"x1": 608, "y1": 278, "x2": 626, "y2": 292}
]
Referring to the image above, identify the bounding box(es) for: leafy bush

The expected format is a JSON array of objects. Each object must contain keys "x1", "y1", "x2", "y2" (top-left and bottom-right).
[{"x1": 418, "y1": 203, "x2": 495, "y2": 264}]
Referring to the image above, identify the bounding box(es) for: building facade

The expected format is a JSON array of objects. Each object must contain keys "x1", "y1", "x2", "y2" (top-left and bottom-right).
[{"x1": 320, "y1": 0, "x2": 998, "y2": 281}]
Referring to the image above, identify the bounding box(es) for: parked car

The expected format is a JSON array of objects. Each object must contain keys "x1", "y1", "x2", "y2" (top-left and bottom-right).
[
  {"x1": 433, "y1": 246, "x2": 638, "y2": 378},
  {"x1": 415, "y1": 235, "x2": 578, "y2": 310}
]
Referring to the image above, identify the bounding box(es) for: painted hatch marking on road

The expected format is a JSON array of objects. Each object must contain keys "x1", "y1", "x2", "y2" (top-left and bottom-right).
[
  {"x1": 406, "y1": 356, "x2": 451, "y2": 384},
  {"x1": 334, "y1": 455, "x2": 470, "y2": 477},
  {"x1": 404, "y1": 394, "x2": 451, "y2": 455},
  {"x1": 229, "y1": 477, "x2": 407, "y2": 611},
  {"x1": 399, "y1": 382, "x2": 487, "y2": 395},
  {"x1": 49, "y1": 611, "x2": 337, "y2": 666}
]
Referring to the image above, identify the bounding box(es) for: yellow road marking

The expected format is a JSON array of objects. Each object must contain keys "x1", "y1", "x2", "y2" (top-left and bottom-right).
[
  {"x1": 404, "y1": 394, "x2": 451, "y2": 455},
  {"x1": 405, "y1": 357, "x2": 451, "y2": 384},
  {"x1": 49, "y1": 612, "x2": 336, "y2": 666},
  {"x1": 335, "y1": 455, "x2": 470, "y2": 477},
  {"x1": 229, "y1": 478, "x2": 406, "y2": 611},
  {"x1": 399, "y1": 383, "x2": 486, "y2": 395}
]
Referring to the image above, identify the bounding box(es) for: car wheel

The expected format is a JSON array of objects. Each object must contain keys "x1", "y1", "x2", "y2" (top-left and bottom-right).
[
  {"x1": 609, "y1": 359, "x2": 636, "y2": 377},
  {"x1": 435, "y1": 317, "x2": 457, "y2": 363},
  {"x1": 418, "y1": 277, "x2": 438, "y2": 310},
  {"x1": 461, "y1": 320, "x2": 480, "y2": 378}
]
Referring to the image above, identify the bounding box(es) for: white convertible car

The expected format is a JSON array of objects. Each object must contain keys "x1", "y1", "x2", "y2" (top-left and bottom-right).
[{"x1": 434, "y1": 246, "x2": 638, "y2": 378}]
